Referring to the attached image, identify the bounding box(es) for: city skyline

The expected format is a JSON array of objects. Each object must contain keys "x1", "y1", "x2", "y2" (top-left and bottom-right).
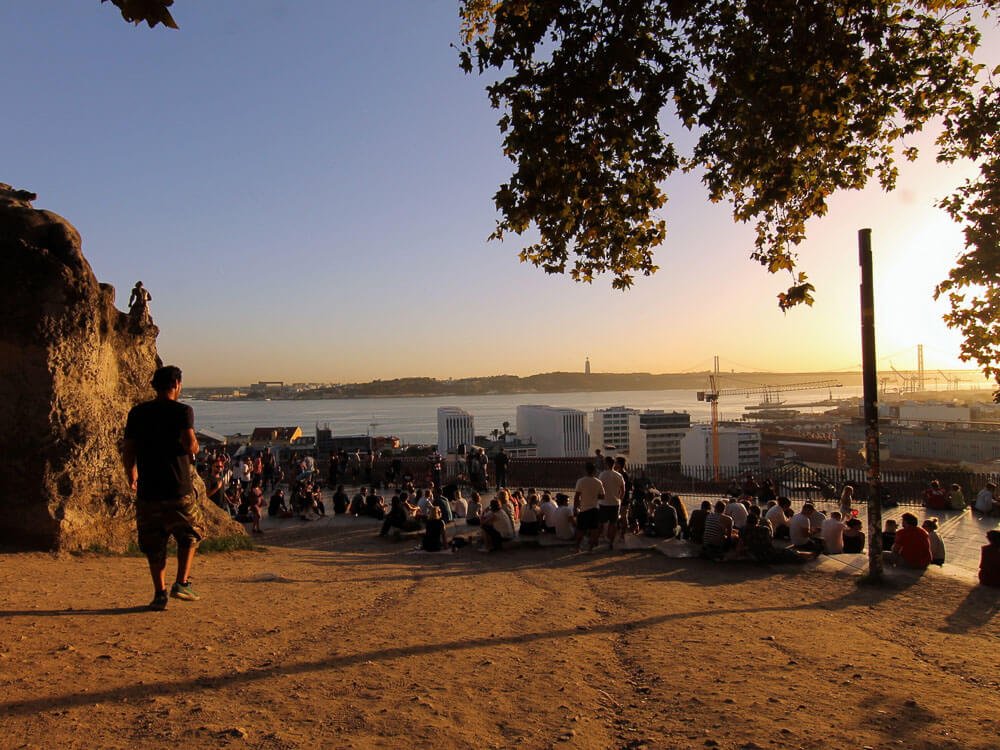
[{"x1": 2, "y1": 3, "x2": 991, "y2": 385}]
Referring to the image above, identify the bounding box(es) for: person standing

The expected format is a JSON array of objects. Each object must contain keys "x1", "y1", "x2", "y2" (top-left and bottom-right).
[
  {"x1": 494, "y1": 448, "x2": 509, "y2": 489},
  {"x1": 597, "y1": 456, "x2": 625, "y2": 549},
  {"x1": 121, "y1": 365, "x2": 204, "y2": 611},
  {"x1": 573, "y1": 461, "x2": 605, "y2": 553}
]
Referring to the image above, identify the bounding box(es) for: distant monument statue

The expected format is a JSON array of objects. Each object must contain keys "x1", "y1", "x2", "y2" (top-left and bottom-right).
[
  {"x1": 128, "y1": 280, "x2": 152, "y2": 327},
  {"x1": 585, "y1": 357, "x2": 591, "y2": 375}
]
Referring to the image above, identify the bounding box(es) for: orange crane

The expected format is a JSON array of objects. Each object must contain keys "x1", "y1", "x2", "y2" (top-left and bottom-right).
[{"x1": 697, "y1": 378, "x2": 843, "y2": 480}]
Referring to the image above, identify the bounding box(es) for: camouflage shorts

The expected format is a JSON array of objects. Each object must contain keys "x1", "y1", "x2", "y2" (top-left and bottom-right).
[{"x1": 136, "y1": 491, "x2": 205, "y2": 562}]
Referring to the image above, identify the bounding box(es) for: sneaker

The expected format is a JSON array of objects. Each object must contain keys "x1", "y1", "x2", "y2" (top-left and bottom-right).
[
  {"x1": 148, "y1": 590, "x2": 168, "y2": 611},
  {"x1": 170, "y1": 581, "x2": 200, "y2": 601}
]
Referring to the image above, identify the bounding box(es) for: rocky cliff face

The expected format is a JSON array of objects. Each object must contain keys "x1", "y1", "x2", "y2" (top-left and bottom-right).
[{"x1": 0, "y1": 184, "x2": 242, "y2": 550}]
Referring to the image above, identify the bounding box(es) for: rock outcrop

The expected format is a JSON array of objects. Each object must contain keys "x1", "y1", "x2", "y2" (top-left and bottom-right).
[{"x1": 0, "y1": 184, "x2": 243, "y2": 550}]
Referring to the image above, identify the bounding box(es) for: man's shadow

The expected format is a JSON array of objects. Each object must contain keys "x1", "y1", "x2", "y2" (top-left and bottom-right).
[
  {"x1": 0, "y1": 606, "x2": 149, "y2": 618},
  {"x1": 941, "y1": 586, "x2": 999, "y2": 633}
]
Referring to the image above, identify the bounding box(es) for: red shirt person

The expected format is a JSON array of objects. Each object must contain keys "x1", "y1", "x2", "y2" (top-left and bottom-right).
[
  {"x1": 891, "y1": 513, "x2": 933, "y2": 569},
  {"x1": 980, "y1": 531, "x2": 1000, "y2": 587},
  {"x1": 922, "y1": 480, "x2": 948, "y2": 510}
]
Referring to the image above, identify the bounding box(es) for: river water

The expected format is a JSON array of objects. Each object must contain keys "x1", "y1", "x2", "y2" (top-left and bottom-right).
[{"x1": 188, "y1": 387, "x2": 863, "y2": 444}]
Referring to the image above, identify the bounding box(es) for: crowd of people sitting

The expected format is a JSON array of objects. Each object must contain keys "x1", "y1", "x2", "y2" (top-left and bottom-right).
[{"x1": 196, "y1": 447, "x2": 1000, "y2": 585}]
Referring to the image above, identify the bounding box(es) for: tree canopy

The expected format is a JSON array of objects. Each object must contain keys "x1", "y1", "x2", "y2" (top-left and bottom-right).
[{"x1": 459, "y1": 0, "x2": 999, "y2": 393}]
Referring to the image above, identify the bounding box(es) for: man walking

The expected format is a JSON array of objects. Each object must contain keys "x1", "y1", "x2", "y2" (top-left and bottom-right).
[{"x1": 121, "y1": 365, "x2": 204, "y2": 611}]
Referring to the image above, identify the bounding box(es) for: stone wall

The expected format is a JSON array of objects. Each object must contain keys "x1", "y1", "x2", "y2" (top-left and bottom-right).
[{"x1": 0, "y1": 184, "x2": 242, "y2": 550}]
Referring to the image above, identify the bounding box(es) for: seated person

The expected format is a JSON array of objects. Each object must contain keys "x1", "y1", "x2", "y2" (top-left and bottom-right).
[
  {"x1": 379, "y1": 495, "x2": 421, "y2": 537},
  {"x1": 451, "y1": 490, "x2": 468, "y2": 519},
  {"x1": 842, "y1": 518, "x2": 865, "y2": 553},
  {"x1": 974, "y1": 483, "x2": 999, "y2": 515},
  {"x1": 789, "y1": 503, "x2": 822, "y2": 553},
  {"x1": 348, "y1": 487, "x2": 367, "y2": 516},
  {"x1": 365, "y1": 491, "x2": 387, "y2": 520},
  {"x1": 480, "y1": 499, "x2": 515, "y2": 551},
  {"x1": 539, "y1": 492, "x2": 559, "y2": 533},
  {"x1": 687, "y1": 500, "x2": 712, "y2": 545},
  {"x1": 465, "y1": 492, "x2": 482, "y2": 526},
  {"x1": 268, "y1": 489, "x2": 293, "y2": 518},
  {"x1": 421, "y1": 506, "x2": 448, "y2": 552},
  {"x1": 724, "y1": 497, "x2": 749, "y2": 531},
  {"x1": 743, "y1": 515, "x2": 816, "y2": 564},
  {"x1": 331, "y1": 484, "x2": 349, "y2": 515},
  {"x1": 922, "y1": 517, "x2": 946, "y2": 566},
  {"x1": 885, "y1": 512, "x2": 932, "y2": 569},
  {"x1": 416, "y1": 489, "x2": 435, "y2": 519},
  {"x1": 433, "y1": 492, "x2": 454, "y2": 523},
  {"x1": 667, "y1": 494, "x2": 689, "y2": 539},
  {"x1": 647, "y1": 498, "x2": 679, "y2": 539},
  {"x1": 627, "y1": 487, "x2": 650, "y2": 534},
  {"x1": 922, "y1": 480, "x2": 948, "y2": 510},
  {"x1": 702, "y1": 501, "x2": 735, "y2": 558},
  {"x1": 551, "y1": 494, "x2": 576, "y2": 541},
  {"x1": 765, "y1": 497, "x2": 793, "y2": 539},
  {"x1": 947, "y1": 483, "x2": 966, "y2": 511},
  {"x1": 519, "y1": 497, "x2": 542, "y2": 536},
  {"x1": 821, "y1": 511, "x2": 848, "y2": 554},
  {"x1": 881, "y1": 519, "x2": 898, "y2": 551},
  {"x1": 979, "y1": 530, "x2": 1000, "y2": 587}
]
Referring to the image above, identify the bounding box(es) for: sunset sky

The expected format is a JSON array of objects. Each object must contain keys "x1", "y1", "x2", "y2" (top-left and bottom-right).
[{"x1": 3, "y1": 2, "x2": 993, "y2": 386}]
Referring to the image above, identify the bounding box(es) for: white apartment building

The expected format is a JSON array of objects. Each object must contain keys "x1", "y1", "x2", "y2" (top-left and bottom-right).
[
  {"x1": 680, "y1": 425, "x2": 761, "y2": 471},
  {"x1": 437, "y1": 407, "x2": 474, "y2": 454},
  {"x1": 590, "y1": 406, "x2": 640, "y2": 455},
  {"x1": 516, "y1": 405, "x2": 589, "y2": 458},
  {"x1": 589, "y1": 407, "x2": 692, "y2": 465},
  {"x1": 633, "y1": 410, "x2": 691, "y2": 465}
]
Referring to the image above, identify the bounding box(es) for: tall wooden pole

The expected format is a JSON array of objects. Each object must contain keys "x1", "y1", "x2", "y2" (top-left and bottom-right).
[{"x1": 859, "y1": 229, "x2": 883, "y2": 579}]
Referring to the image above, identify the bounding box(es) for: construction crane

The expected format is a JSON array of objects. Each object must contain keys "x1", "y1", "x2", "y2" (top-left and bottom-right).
[
  {"x1": 937, "y1": 370, "x2": 960, "y2": 391},
  {"x1": 890, "y1": 365, "x2": 919, "y2": 394},
  {"x1": 697, "y1": 378, "x2": 843, "y2": 480}
]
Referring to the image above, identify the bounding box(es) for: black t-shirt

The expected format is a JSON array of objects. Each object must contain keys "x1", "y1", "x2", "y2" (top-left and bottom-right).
[{"x1": 124, "y1": 399, "x2": 194, "y2": 501}]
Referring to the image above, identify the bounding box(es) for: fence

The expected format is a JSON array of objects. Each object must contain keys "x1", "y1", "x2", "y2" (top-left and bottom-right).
[
  {"x1": 315, "y1": 454, "x2": 997, "y2": 506},
  {"x1": 508, "y1": 459, "x2": 998, "y2": 506}
]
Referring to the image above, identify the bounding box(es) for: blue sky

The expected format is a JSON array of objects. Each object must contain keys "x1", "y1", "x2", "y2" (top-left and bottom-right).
[{"x1": 2, "y1": 2, "x2": 991, "y2": 385}]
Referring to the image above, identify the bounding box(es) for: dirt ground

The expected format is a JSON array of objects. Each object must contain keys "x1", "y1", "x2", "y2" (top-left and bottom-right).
[{"x1": 2, "y1": 519, "x2": 998, "y2": 750}]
